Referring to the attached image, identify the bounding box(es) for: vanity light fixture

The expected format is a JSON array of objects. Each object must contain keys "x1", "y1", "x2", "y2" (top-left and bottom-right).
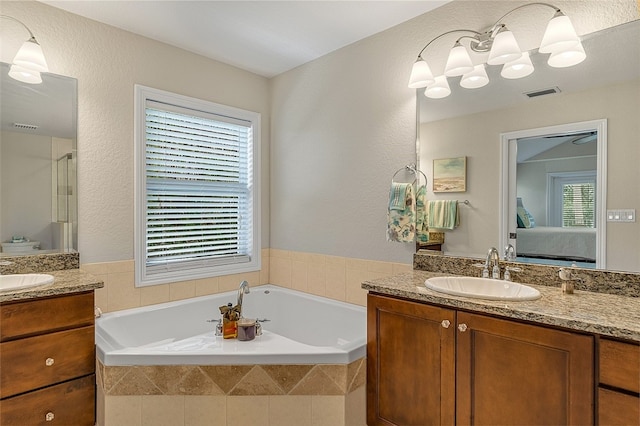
[
  {"x1": 1, "y1": 15, "x2": 49, "y2": 84},
  {"x1": 409, "y1": 2, "x2": 585, "y2": 99}
]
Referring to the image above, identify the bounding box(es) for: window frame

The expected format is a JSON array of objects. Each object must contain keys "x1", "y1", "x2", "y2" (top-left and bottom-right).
[
  {"x1": 547, "y1": 171, "x2": 596, "y2": 228},
  {"x1": 134, "y1": 85, "x2": 261, "y2": 287}
]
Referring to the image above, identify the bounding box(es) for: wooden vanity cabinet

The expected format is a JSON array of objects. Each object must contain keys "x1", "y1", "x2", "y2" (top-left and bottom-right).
[
  {"x1": 598, "y1": 338, "x2": 640, "y2": 425},
  {"x1": 0, "y1": 291, "x2": 96, "y2": 426},
  {"x1": 367, "y1": 293, "x2": 595, "y2": 425}
]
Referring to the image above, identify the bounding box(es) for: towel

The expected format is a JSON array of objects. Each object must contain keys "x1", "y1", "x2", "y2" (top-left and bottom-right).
[
  {"x1": 415, "y1": 185, "x2": 429, "y2": 243},
  {"x1": 387, "y1": 183, "x2": 416, "y2": 242},
  {"x1": 427, "y1": 200, "x2": 459, "y2": 231}
]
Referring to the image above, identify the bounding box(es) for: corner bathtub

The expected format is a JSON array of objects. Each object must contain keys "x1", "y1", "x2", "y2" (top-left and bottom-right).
[{"x1": 96, "y1": 284, "x2": 366, "y2": 366}]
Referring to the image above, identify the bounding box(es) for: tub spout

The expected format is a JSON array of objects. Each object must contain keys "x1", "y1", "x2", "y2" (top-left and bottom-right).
[{"x1": 237, "y1": 280, "x2": 250, "y2": 317}]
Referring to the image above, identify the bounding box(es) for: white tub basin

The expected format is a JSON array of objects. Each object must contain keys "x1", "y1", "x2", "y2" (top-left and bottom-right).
[
  {"x1": 0, "y1": 274, "x2": 55, "y2": 292},
  {"x1": 425, "y1": 276, "x2": 541, "y2": 301}
]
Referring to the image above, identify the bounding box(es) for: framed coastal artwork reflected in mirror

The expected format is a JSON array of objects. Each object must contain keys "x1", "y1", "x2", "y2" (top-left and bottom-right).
[{"x1": 433, "y1": 156, "x2": 466, "y2": 193}]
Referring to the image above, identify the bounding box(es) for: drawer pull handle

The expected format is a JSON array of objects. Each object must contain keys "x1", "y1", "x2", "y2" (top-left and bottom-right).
[
  {"x1": 458, "y1": 323, "x2": 468, "y2": 332},
  {"x1": 45, "y1": 412, "x2": 55, "y2": 421},
  {"x1": 441, "y1": 320, "x2": 451, "y2": 328},
  {"x1": 45, "y1": 357, "x2": 55, "y2": 366}
]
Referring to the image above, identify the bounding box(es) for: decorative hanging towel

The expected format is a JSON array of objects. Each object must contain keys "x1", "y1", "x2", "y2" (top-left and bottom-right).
[
  {"x1": 427, "y1": 200, "x2": 459, "y2": 231},
  {"x1": 387, "y1": 182, "x2": 416, "y2": 242},
  {"x1": 415, "y1": 185, "x2": 429, "y2": 243}
]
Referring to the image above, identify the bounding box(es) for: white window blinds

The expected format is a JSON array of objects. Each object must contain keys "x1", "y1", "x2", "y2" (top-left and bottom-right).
[{"x1": 135, "y1": 85, "x2": 260, "y2": 286}]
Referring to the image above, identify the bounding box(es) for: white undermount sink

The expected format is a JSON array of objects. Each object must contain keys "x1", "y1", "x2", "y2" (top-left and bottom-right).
[
  {"x1": 425, "y1": 276, "x2": 541, "y2": 301},
  {"x1": 0, "y1": 273, "x2": 55, "y2": 292}
]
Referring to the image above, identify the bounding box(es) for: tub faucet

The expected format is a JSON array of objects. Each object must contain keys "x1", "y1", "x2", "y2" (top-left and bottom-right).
[
  {"x1": 237, "y1": 280, "x2": 250, "y2": 317},
  {"x1": 484, "y1": 247, "x2": 501, "y2": 279}
]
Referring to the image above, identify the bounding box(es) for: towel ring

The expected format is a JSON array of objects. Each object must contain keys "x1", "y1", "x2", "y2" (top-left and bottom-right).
[{"x1": 392, "y1": 164, "x2": 428, "y2": 186}]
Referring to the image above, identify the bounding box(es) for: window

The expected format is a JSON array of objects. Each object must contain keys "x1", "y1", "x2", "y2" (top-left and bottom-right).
[
  {"x1": 134, "y1": 86, "x2": 260, "y2": 286},
  {"x1": 548, "y1": 171, "x2": 596, "y2": 228}
]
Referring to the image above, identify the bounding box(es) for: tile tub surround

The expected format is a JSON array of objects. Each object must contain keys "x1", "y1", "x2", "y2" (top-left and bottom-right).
[
  {"x1": 0, "y1": 268, "x2": 104, "y2": 302},
  {"x1": 414, "y1": 252, "x2": 640, "y2": 297},
  {"x1": 96, "y1": 358, "x2": 366, "y2": 426},
  {"x1": 363, "y1": 270, "x2": 640, "y2": 342}
]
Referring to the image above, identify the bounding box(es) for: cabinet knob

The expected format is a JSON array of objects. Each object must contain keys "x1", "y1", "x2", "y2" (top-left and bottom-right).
[
  {"x1": 45, "y1": 412, "x2": 55, "y2": 422},
  {"x1": 441, "y1": 320, "x2": 451, "y2": 328},
  {"x1": 45, "y1": 357, "x2": 55, "y2": 366},
  {"x1": 458, "y1": 323, "x2": 468, "y2": 332}
]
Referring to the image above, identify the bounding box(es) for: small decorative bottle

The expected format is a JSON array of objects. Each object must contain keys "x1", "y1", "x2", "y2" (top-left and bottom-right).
[{"x1": 219, "y1": 302, "x2": 239, "y2": 339}]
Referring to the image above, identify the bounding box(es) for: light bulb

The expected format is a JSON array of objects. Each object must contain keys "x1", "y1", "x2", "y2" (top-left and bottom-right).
[
  {"x1": 501, "y1": 51, "x2": 535, "y2": 79},
  {"x1": 424, "y1": 76, "x2": 451, "y2": 99},
  {"x1": 444, "y1": 42, "x2": 474, "y2": 77},
  {"x1": 487, "y1": 28, "x2": 522, "y2": 65},
  {"x1": 539, "y1": 12, "x2": 581, "y2": 54},
  {"x1": 12, "y1": 38, "x2": 48, "y2": 72},
  {"x1": 460, "y1": 64, "x2": 489, "y2": 89},
  {"x1": 408, "y1": 59, "x2": 435, "y2": 88},
  {"x1": 547, "y1": 42, "x2": 586, "y2": 68},
  {"x1": 8, "y1": 64, "x2": 42, "y2": 84}
]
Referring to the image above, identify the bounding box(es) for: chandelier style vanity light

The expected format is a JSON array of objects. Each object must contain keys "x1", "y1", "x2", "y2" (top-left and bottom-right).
[
  {"x1": 1, "y1": 15, "x2": 49, "y2": 84},
  {"x1": 409, "y1": 3, "x2": 586, "y2": 99}
]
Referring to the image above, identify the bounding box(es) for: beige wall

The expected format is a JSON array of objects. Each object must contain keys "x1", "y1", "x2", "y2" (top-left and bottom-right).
[
  {"x1": 270, "y1": 0, "x2": 638, "y2": 265},
  {"x1": 0, "y1": 1, "x2": 271, "y2": 264},
  {"x1": 420, "y1": 79, "x2": 640, "y2": 271}
]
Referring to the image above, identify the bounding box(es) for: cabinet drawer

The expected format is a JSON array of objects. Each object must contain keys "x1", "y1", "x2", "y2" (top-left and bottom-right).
[
  {"x1": 0, "y1": 326, "x2": 95, "y2": 398},
  {"x1": 600, "y1": 338, "x2": 640, "y2": 393},
  {"x1": 0, "y1": 291, "x2": 94, "y2": 341},
  {"x1": 599, "y1": 388, "x2": 640, "y2": 425},
  {"x1": 0, "y1": 374, "x2": 95, "y2": 426}
]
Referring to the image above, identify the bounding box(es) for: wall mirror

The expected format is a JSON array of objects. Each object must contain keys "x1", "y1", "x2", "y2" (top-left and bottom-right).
[
  {"x1": 0, "y1": 62, "x2": 78, "y2": 256},
  {"x1": 418, "y1": 20, "x2": 640, "y2": 273}
]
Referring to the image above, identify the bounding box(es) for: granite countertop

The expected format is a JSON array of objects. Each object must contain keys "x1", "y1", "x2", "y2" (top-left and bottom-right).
[
  {"x1": 0, "y1": 269, "x2": 104, "y2": 303},
  {"x1": 362, "y1": 270, "x2": 640, "y2": 343}
]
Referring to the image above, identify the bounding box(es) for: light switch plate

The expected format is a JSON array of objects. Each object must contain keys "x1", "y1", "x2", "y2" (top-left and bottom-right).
[{"x1": 607, "y1": 209, "x2": 636, "y2": 222}]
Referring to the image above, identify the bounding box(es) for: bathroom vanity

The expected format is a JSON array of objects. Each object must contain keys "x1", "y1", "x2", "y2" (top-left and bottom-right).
[
  {"x1": 0, "y1": 266, "x2": 103, "y2": 426},
  {"x1": 363, "y1": 268, "x2": 640, "y2": 426}
]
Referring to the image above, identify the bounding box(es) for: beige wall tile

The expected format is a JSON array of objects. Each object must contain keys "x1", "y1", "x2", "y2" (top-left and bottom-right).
[
  {"x1": 140, "y1": 284, "x2": 170, "y2": 306},
  {"x1": 219, "y1": 272, "x2": 261, "y2": 292},
  {"x1": 312, "y1": 396, "x2": 345, "y2": 426},
  {"x1": 141, "y1": 395, "x2": 185, "y2": 426},
  {"x1": 345, "y1": 269, "x2": 368, "y2": 306},
  {"x1": 170, "y1": 280, "x2": 196, "y2": 301},
  {"x1": 307, "y1": 263, "x2": 326, "y2": 297},
  {"x1": 392, "y1": 262, "x2": 413, "y2": 274},
  {"x1": 107, "y1": 260, "x2": 135, "y2": 273},
  {"x1": 345, "y1": 386, "x2": 367, "y2": 426},
  {"x1": 367, "y1": 260, "x2": 394, "y2": 275},
  {"x1": 184, "y1": 395, "x2": 226, "y2": 426},
  {"x1": 227, "y1": 396, "x2": 269, "y2": 426},
  {"x1": 290, "y1": 251, "x2": 311, "y2": 263},
  {"x1": 94, "y1": 280, "x2": 108, "y2": 312},
  {"x1": 291, "y1": 260, "x2": 309, "y2": 293},
  {"x1": 106, "y1": 271, "x2": 141, "y2": 311},
  {"x1": 270, "y1": 248, "x2": 290, "y2": 259},
  {"x1": 105, "y1": 395, "x2": 142, "y2": 426},
  {"x1": 269, "y1": 396, "x2": 312, "y2": 426},
  {"x1": 81, "y1": 262, "x2": 109, "y2": 275},
  {"x1": 194, "y1": 277, "x2": 219, "y2": 296},
  {"x1": 325, "y1": 264, "x2": 346, "y2": 301},
  {"x1": 96, "y1": 376, "x2": 106, "y2": 426},
  {"x1": 270, "y1": 256, "x2": 292, "y2": 288},
  {"x1": 229, "y1": 366, "x2": 284, "y2": 395},
  {"x1": 259, "y1": 259, "x2": 270, "y2": 285}
]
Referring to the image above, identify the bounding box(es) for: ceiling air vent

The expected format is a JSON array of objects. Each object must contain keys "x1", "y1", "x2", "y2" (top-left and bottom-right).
[
  {"x1": 13, "y1": 122, "x2": 38, "y2": 131},
  {"x1": 523, "y1": 87, "x2": 561, "y2": 99}
]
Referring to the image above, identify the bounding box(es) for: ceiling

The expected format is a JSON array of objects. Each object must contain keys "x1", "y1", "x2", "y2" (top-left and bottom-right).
[{"x1": 40, "y1": 0, "x2": 451, "y2": 78}]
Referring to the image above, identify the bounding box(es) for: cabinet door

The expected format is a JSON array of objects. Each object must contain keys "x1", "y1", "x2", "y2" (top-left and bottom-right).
[
  {"x1": 367, "y1": 293, "x2": 455, "y2": 426},
  {"x1": 456, "y1": 312, "x2": 594, "y2": 425}
]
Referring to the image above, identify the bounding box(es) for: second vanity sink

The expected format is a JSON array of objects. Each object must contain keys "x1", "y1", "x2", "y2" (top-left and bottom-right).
[
  {"x1": 0, "y1": 273, "x2": 55, "y2": 292},
  {"x1": 425, "y1": 276, "x2": 541, "y2": 301}
]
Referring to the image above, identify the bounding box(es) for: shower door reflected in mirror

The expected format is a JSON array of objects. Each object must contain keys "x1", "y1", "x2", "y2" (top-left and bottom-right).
[{"x1": 0, "y1": 63, "x2": 78, "y2": 255}]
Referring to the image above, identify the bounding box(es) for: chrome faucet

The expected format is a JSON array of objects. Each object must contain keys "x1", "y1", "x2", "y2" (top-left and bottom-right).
[
  {"x1": 484, "y1": 247, "x2": 501, "y2": 279},
  {"x1": 237, "y1": 280, "x2": 250, "y2": 317}
]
